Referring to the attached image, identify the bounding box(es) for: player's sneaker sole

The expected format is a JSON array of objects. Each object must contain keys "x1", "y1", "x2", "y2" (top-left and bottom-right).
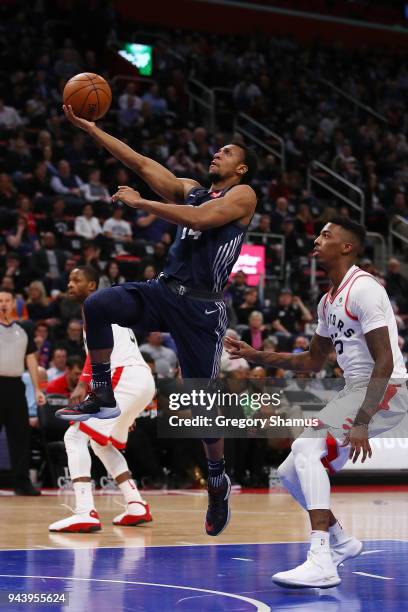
[
  {"x1": 56, "y1": 406, "x2": 121, "y2": 421},
  {"x1": 272, "y1": 575, "x2": 341, "y2": 589},
  {"x1": 49, "y1": 524, "x2": 102, "y2": 533}
]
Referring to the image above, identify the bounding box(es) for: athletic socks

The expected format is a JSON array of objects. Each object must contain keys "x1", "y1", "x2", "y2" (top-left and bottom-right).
[
  {"x1": 207, "y1": 458, "x2": 225, "y2": 488},
  {"x1": 118, "y1": 479, "x2": 144, "y2": 505},
  {"x1": 310, "y1": 530, "x2": 331, "y2": 555},
  {"x1": 91, "y1": 361, "x2": 113, "y2": 395},
  {"x1": 329, "y1": 521, "x2": 349, "y2": 546},
  {"x1": 73, "y1": 481, "x2": 94, "y2": 514}
]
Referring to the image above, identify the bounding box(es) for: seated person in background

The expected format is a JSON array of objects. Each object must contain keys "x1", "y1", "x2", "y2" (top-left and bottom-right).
[
  {"x1": 236, "y1": 287, "x2": 262, "y2": 325},
  {"x1": 241, "y1": 311, "x2": 268, "y2": 349},
  {"x1": 102, "y1": 206, "x2": 133, "y2": 253},
  {"x1": 50, "y1": 159, "x2": 83, "y2": 198},
  {"x1": 139, "y1": 332, "x2": 178, "y2": 378},
  {"x1": 99, "y1": 260, "x2": 126, "y2": 289},
  {"x1": 133, "y1": 209, "x2": 171, "y2": 244},
  {"x1": 270, "y1": 289, "x2": 312, "y2": 338},
  {"x1": 80, "y1": 168, "x2": 111, "y2": 204},
  {"x1": 26, "y1": 280, "x2": 59, "y2": 324},
  {"x1": 33, "y1": 321, "x2": 53, "y2": 368},
  {"x1": 74, "y1": 203, "x2": 102, "y2": 240},
  {"x1": 228, "y1": 270, "x2": 249, "y2": 309},
  {"x1": 46, "y1": 355, "x2": 84, "y2": 396},
  {"x1": 30, "y1": 232, "x2": 66, "y2": 290},
  {"x1": 47, "y1": 347, "x2": 68, "y2": 381},
  {"x1": 58, "y1": 318, "x2": 86, "y2": 359}
]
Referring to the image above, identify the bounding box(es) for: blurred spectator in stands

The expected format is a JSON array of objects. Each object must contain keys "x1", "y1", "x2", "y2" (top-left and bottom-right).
[
  {"x1": 74, "y1": 203, "x2": 102, "y2": 239},
  {"x1": 388, "y1": 192, "x2": 408, "y2": 221},
  {"x1": 0, "y1": 98, "x2": 23, "y2": 130},
  {"x1": 220, "y1": 328, "x2": 250, "y2": 374},
  {"x1": 43, "y1": 198, "x2": 75, "y2": 247},
  {"x1": 286, "y1": 125, "x2": 309, "y2": 172},
  {"x1": 229, "y1": 270, "x2": 249, "y2": 309},
  {"x1": 6, "y1": 217, "x2": 40, "y2": 257},
  {"x1": 292, "y1": 335, "x2": 309, "y2": 352},
  {"x1": 118, "y1": 95, "x2": 142, "y2": 131},
  {"x1": 50, "y1": 160, "x2": 84, "y2": 199},
  {"x1": 30, "y1": 232, "x2": 66, "y2": 289},
  {"x1": 47, "y1": 347, "x2": 68, "y2": 381},
  {"x1": 386, "y1": 258, "x2": 408, "y2": 313},
  {"x1": 1, "y1": 252, "x2": 29, "y2": 294},
  {"x1": 0, "y1": 173, "x2": 17, "y2": 207},
  {"x1": 54, "y1": 48, "x2": 81, "y2": 80},
  {"x1": 241, "y1": 311, "x2": 268, "y2": 349},
  {"x1": 99, "y1": 260, "x2": 125, "y2": 289},
  {"x1": 80, "y1": 168, "x2": 111, "y2": 204},
  {"x1": 142, "y1": 264, "x2": 157, "y2": 281},
  {"x1": 6, "y1": 137, "x2": 33, "y2": 181},
  {"x1": 233, "y1": 76, "x2": 262, "y2": 112},
  {"x1": 359, "y1": 258, "x2": 385, "y2": 285},
  {"x1": 46, "y1": 355, "x2": 84, "y2": 396},
  {"x1": 253, "y1": 214, "x2": 271, "y2": 235},
  {"x1": 80, "y1": 241, "x2": 103, "y2": 272},
  {"x1": 17, "y1": 195, "x2": 37, "y2": 236},
  {"x1": 33, "y1": 321, "x2": 52, "y2": 368},
  {"x1": 58, "y1": 319, "x2": 85, "y2": 359},
  {"x1": 236, "y1": 288, "x2": 261, "y2": 325},
  {"x1": 271, "y1": 289, "x2": 312, "y2": 338},
  {"x1": 26, "y1": 281, "x2": 59, "y2": 324},
  {"x1": 119, "y1": 82, "x2": 142, "y2": 111},
  {"x1": 280, "y1": 216, "x2": 308, "y2": 259},
  {"x1": 102, "y1": 206, "x2": 132, "y2": 252},
  {"x1": 142, "y1": 84, "x2": 168, "y2": 117},
  {"x1": 295, "y1": 202, "x2": 315, "y2": 237},
  {"x1": 167, "y1": 149, "x2": 196, "y2": 176},
  {"x1": 20, "y1": 161, "x2": 53, "y2": 201},
  {"x1": 271, "y1": 197, "x2": 289, "y2": 232},
  {"x1": 257, "y1": 154, "x2": 280, "y2": 182},
  {"x1": 140, "y1": 332, "x2": 178, "y2": 378}
]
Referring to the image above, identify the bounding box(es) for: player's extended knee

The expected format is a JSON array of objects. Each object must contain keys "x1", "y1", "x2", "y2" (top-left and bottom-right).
[
  {"x1": 291, "y1": 435, "x2": 326, "y2": 465},
  {"x1": 64, "y1": 426, "x2": 88, "y2": 454}
]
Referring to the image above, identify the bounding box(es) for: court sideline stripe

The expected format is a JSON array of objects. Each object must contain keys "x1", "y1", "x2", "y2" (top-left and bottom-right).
[
  {"x1": 0, "y1": 575, "x2": 270, "y2": 611},
  {"x1": 353, "y1": 571, "x2": 394, "y2": 580}
]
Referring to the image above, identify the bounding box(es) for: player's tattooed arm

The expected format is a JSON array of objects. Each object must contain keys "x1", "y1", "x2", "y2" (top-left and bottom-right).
[
  {"x1": 63, "y1": 105, "x2": 198, "y2": 203},
  {"x1": 112, "y1": 184, "x2": 256, "y2": 229},
  {"x1": 353, "y1": 326, "x2": 394, "y2": 425},
  {"x1": 224, "y1": 333, "x2": 332, "y2": 372}
]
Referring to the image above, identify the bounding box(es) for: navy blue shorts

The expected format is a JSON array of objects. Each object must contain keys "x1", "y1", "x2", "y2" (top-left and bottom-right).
[{"x1": 106, "y1": 279, "x2": 228, "y2": 379}]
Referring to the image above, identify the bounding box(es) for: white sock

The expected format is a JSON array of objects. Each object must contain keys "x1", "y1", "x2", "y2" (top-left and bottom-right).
[
  {"x1": 73, "y1": 481, "x2": 95, "y2": 514},
  {"x1": 118, "y1": 479, "x2": 144, "y2": 505},
  {"x1": 329, "y1": 521, "x2": 349, "y2": 546},
  {"x1": 310, "y1": 530, "x2": 331, "y2": 555}
]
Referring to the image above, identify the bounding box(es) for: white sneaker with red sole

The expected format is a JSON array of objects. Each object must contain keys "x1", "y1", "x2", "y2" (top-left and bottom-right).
[
  {"x1": 113, "y1": 501, "x2": 152, "y2": 526},
  {"x1": 48, "y1": 509, "x2": 102, "y2": 533}
]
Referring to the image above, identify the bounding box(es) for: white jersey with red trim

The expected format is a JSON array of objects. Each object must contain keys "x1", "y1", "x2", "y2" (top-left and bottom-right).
[
  {"x1": 82, "y1": 325, "x2": 149, "y2": 372},
  {"x1": 316, "y1": 265, "x2": 407, "y2": 380}
]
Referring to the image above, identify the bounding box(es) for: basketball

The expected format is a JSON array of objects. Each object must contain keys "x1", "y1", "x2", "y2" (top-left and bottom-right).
[{"x1": 63, "y1": 73, "x2": 112, "y2": 121}]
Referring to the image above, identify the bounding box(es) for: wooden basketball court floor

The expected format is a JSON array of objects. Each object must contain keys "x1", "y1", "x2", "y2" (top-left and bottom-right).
[{"x1": 0, "y1": 486, "x2": 407, "y2": 610}]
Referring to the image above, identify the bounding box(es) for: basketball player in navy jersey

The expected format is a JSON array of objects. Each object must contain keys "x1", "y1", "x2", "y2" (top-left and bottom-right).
[{"x1": 57, "y1": 104, "x2": 258, "y2": 536}]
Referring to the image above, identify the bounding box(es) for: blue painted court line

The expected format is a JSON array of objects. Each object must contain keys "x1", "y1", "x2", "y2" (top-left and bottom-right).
[{"x1": 0, "y1": 540, "x2": 406, "y2": 611}]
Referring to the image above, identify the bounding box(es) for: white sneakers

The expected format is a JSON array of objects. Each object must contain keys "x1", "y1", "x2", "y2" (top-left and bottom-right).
[
  {"x1": 49, "y1": 509, "x2": 102, "y2": 533},
  {"x1": 272, "y1": 536, "x2": 363, "y2": 589},
  {"x1": 49, "y1": 502, "x2": 153, "y2": 532},
  {"x1": 113, "y1": 501, "x2": 153, "y2": 527},
  {"x1": 272, "y1": 550, "x2": 341, "y2": 589},
  {"x1": 330, "y1": 536, "x2": 363, "y2": 567}
]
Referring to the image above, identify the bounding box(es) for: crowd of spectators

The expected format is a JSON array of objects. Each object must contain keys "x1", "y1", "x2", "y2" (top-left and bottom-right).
[{"x1": 1, "y1": 2, "x2": 408, "y2": 489}]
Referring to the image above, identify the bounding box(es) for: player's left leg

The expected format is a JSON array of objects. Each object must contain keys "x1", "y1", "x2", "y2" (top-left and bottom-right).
[
  {"x1": 49, "y1": 425, "x2": 101, "y2": 533},
  {"x1": 168, "y1": 299, "x2": 231, "y2": 536},
  {"x1": 90, "y1": 366, "x2": 155, "y2": 526}
]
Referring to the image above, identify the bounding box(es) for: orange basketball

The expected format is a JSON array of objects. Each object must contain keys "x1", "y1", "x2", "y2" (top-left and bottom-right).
[{"x1": 63, "y1": 73, "x2": 112, "y2": 121}]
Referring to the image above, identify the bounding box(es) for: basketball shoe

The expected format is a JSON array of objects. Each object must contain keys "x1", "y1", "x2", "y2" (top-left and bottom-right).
[
  {"x1": 205, "y1": 473, "x2": 231, "y2": 536},
  {"x1": 112, "y1": 501, "x2": 153, "y2": 526},
  {"x1": 331, "y1": 536, "x2": 363, "y2": 567},
  {"x1": 272, "y1": 549, "x2": 341, "y2": 589},
  {"x1": 56, "y1": 391, "x2": 120, "y2": 422},
  {"x1": 49, "y1": 509, "x2": 101, "y2": 533}
]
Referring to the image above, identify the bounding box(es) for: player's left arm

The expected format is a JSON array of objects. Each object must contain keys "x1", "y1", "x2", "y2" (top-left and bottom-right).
[
  {"x1": 111, "y1": 184, "x2": 256, "y2": 230},
  {"x1": 341, "y1": 278, "x2": 394, "y2": 462}
]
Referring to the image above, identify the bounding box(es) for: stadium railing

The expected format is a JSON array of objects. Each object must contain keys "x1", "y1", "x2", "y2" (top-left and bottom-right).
[{"x1": 234, "y1": 113, "x2": 286, "y2": 171}]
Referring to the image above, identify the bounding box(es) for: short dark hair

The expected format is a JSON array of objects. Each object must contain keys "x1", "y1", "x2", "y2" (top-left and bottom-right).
[
  {"x1": 330, "y1": 216, "x2": 366, "y2": 251},
  {"x1": 66, "y1": 355, "x2": 84, "y2": 369},
  {"x1": 76, "y1": 265, "x2": 100, "y2": 286},
  {"x1": 232, "y1": 142, "x2": 258, "y2": 184}
]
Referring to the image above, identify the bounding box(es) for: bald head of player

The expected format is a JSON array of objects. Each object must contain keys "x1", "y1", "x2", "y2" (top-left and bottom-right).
[
  {"x1": 67, "y1": 266, "x2": 100, "y2": 304},
  {"x1": 313, "y1": 217, "x2": 366, "y2": 270},
  {"x1": 208, "y1": 143, "x2": 258, "y2": 186}
]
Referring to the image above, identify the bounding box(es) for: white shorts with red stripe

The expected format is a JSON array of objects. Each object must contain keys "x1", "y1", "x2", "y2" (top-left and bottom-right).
[
  {"x1": 76, "y1": 365, "x2": 155, "y2": 449},
  {"x1": 314, "y1": 379, "x2": 408, "y2": 473}
]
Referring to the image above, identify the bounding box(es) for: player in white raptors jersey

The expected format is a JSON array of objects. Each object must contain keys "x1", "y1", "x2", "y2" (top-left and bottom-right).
[
  {"x1": 225, "y1": 217, "x2": 408, "y2": 588},
  {"x1": 49, "y1": 267, "x2": 155, "y2": 532}
]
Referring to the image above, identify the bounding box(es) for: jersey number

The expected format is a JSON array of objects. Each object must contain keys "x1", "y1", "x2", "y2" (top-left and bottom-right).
[{"x1": 181, "y1": 227, "x2": 202, "y2": 240}]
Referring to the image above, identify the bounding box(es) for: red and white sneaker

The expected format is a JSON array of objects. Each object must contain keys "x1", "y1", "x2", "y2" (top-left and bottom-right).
[
  {"x1": 113, "y1": 501, "x2": 153, "y2": 526},
  {"x1": 48, "y1": 509, "x2": 102, "y2": 533}
]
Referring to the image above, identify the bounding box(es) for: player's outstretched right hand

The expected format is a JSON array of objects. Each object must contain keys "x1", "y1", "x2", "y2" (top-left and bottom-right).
[
  {"x1": 224, "y1": 336, "x2": 258, "y2": 361},
  {"x1": 63, "y1": 104, "x2": 95, "y2": 132}
]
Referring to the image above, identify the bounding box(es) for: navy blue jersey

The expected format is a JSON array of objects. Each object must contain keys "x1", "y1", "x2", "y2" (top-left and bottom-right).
[{"x1": 162, "y1": 187, "x2": 249, "y2": 292}]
